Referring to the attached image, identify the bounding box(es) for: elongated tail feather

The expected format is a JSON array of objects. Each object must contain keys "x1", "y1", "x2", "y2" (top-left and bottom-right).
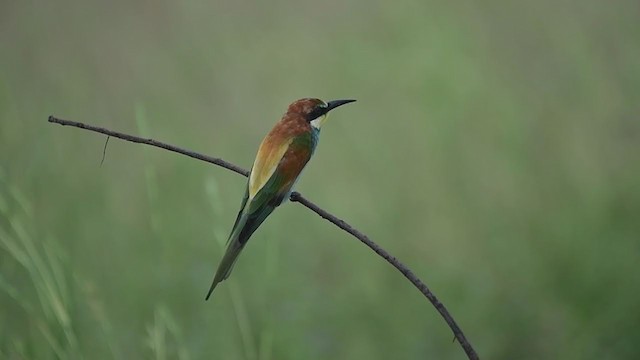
[
  {"x1": 205, "y1": 214, "x2": 247, "y2": 300},
  {"x1": 205, "y1": 205, "x2": 276, "y2": 300}
]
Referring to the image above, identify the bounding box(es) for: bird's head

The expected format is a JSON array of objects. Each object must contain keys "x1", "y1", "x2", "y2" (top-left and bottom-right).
[{"x1": 287, "y1": 98, "x2": 356, "y2": 129}]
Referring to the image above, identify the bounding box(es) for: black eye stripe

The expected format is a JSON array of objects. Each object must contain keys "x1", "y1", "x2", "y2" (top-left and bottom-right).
[{"x1": 306, "y1": 106, "x2": 328, "y2": 122}]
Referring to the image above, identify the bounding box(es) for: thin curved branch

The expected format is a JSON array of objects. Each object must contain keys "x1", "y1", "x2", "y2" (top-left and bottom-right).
[{"x1": 47, "y1": 115, "x2": 479, "y2": 360}]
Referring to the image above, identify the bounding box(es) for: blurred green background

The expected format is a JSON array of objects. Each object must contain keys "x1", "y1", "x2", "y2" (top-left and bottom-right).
[{"x1": 1, "y1": 0, "x2": 639, "y2": 359}]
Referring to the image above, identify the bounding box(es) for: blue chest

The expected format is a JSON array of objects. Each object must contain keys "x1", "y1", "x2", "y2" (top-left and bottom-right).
[{"x1": 310, "y1": 128, "x2": 320, "y2": 155}]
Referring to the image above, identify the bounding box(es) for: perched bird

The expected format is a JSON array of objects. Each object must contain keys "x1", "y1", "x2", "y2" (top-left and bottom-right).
[{"x1": 206, "y1": 98, "x2": 356, "y2": 300}]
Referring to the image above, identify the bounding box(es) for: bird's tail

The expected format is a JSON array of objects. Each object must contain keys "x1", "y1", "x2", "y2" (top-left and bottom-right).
[
  {"x1": 205, "y1": 215, "x2": 248, "y2": 300},
  {"x1": 205, "y1": 204, "x2": 276, "y2": 300}
]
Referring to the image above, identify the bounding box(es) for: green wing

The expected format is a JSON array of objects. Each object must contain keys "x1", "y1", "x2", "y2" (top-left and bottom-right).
[
  {"x1": 206, "y1": 133, "x2": 316, "y2": 299},
  {"x1": 235, "y1": 132, "x2": 317, "y2": 246}
]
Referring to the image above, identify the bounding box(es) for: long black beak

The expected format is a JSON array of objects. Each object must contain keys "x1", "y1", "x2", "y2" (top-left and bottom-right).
[{"x1": 326, "y1": 99, "x2": 356, "y2": 112}]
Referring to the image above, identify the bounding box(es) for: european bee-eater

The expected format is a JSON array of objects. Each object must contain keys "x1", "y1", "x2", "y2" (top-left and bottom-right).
[{"x1": 205, "y1": 98, "x2": 356, "y2": 300}]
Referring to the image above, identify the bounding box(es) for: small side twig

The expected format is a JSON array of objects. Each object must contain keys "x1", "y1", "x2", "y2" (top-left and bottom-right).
[
  {"x1": 100, "y1": 136, "x2": 110, "y2": 166},
  {"x1": 48, "y1": 115, "x2": 479, "y2": 360}
]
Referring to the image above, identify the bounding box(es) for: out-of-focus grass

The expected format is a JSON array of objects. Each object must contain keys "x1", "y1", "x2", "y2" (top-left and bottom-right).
[
  {"x1": 0, "y1": 169, "x2": 78, "y2": 358},
  {"x1": 1, "y1": 0, "x2": 640, "y2": 359}
]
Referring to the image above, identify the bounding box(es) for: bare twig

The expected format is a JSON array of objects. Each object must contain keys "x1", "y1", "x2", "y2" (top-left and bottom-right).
[{"x1": 48, "y1": 115, "x2": 479, "y2": 360}]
